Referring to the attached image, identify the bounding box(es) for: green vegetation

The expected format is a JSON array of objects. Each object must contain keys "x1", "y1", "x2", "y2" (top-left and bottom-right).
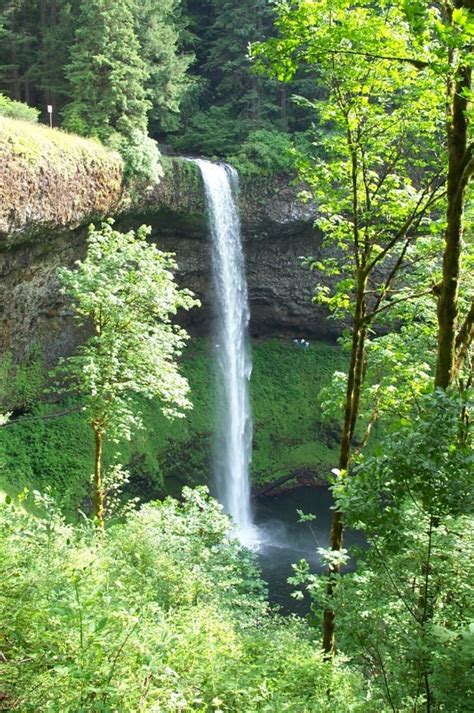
[
  {"x1": 0, "y1": 0, "x2": 193, "y2": 182},
  {"x1": 250, "y1": 339, "x2": 345, "y2": 482},
  {"x1": 292, "y1": 391, "x2": 474, "y2": 711},
  {"x1": 0, "y1": 1, "x2": 473, "y2": 711},
  {"x1": 0, "y1": 116, "x2": 123, "y2": 239},
  {"x1": 63, "y1": 1, "x2": 149, "y2": 141},
  {"x1": 0, "y1": 92, "x2": 39, "y2": 122},
  {"x1": 256, "y1": 0, "x2": 474, "y2": 663},
  {"x1": 0, "y1": 487, "x2": 371, "y2": 711},
  {"x1": 0, "y1": 0, "x2": 320, "y2": 174},
  {"x1": 62, "y1": 0, "x2": 162, "y2": 186},
  {"x1": 55, "y1": 221, "x2": 199, "y2": 527},
  {"x1": 0, "y1": 115, "x2": 119, "y2": 169},
  {"x1": 0, "y1": 338, "x2": 345, "y2": 515}
]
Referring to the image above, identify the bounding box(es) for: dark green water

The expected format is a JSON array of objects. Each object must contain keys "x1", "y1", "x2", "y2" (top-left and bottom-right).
[{"x1": 253, "y1": 486, "x2": 363, "y2": 615}]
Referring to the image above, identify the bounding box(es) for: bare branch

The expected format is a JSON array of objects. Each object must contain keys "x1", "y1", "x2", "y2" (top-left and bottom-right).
[
  {"x1": 326, "y1": 48, "x2": 432, "y2": 69},
  {"x1": 454, "y1": 300, "x2": 474, "y2": 376},
  {"x1": 1, "y1": 406, "x2": 83, "y2": 428},
  {"x1": 369, "y1": 235, "x2": 413, "y2": 317},
  {"x1": 364, "y1": 289, "x2": 434, "y2": 323},
  {"x1": 364, "y1": 180, "x2": 446, "y2": 275}
]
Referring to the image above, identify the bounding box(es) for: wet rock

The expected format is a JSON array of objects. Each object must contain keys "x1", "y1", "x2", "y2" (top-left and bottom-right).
[{"x1": 0, "y1": 155, "x2": 338, "y2": 365}]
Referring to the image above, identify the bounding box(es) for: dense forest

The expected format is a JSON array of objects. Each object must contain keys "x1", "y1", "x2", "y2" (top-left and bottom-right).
[
  {"x1": 0, "y1": 0, "x2": 318, "y2": 174},
  {"x1": 0, "y1": 1, "x2": 473, "y2": 711}
]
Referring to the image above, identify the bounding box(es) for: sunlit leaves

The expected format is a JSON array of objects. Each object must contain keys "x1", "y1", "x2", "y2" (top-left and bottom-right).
[{"x1": 56, "y1": 220, "x2": 200, "y2": 442}]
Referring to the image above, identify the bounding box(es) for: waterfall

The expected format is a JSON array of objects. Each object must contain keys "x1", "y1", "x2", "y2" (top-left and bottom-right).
[{"x1": 195, "y1": 159, "x2": 256, "y2": 544}]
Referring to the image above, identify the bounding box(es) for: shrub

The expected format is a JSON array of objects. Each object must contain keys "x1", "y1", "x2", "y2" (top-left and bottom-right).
[
  {"x1": 107, "y1": 129, "x2": 163, "y2": 187},
  {"x1": 0, "y1": 94, "x2": 40, "y2": 123},
  {"x1": 173, "y1": 106, "x2": 251, "y2": 158},
  {"x1": 0, "y1": 487, "x2": 370, "y2": 711},
  {"x1": 229, "y1": 129, "x2": 297, "y2": 176}
]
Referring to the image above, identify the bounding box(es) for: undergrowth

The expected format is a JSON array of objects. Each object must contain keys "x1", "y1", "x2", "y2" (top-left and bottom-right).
[
  {"x1": 0, "y1": 487, "x2": 371, "y2": 711},
  {"x1": 0, "y1": 338, "x2": 345, "y2": 516}
]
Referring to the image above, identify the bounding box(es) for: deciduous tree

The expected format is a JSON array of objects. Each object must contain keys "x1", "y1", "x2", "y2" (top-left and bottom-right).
[
  {"x1": 56, "y1": 220, "x2": 199, "y2": 528},
  {"x1": 254, "y1": 0, "x2": 447, "y2": 656}
]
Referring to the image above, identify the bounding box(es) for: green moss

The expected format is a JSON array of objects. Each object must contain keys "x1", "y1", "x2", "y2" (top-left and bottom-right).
[
  {"x1": 250, "y1": 339, "x2": 345, "y2": 483},
  {"x1": 0, "y1": 338, "x2": 345, "y2": 515},
  {"x1": 0, "y1": 117, "x2": 120, "y2": 171}
]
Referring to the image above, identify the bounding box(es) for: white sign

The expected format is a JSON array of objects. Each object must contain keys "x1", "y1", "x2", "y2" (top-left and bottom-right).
[{"x1": 47, "y1": 105, "x2": 53, "y2": 113}]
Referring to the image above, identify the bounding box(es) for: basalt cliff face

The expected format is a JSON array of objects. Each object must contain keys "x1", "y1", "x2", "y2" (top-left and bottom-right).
[{"x1": 0, "y1": 140, "x2": 336, "y2": 366}]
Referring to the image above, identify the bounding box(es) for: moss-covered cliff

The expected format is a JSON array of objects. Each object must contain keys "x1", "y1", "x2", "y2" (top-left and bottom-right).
[
  {"x1": 0, "y1": 118, "x2": 123, "y2": 243},
  {"x1": 0, "y1": 339, "x2": 345, "y2": 514},
  {"x1": 0, "y1": 119, "x2": 340, "y2": 367},
  {"x1": 0, "y1": 120, "x2": 344, "y2": 508}
]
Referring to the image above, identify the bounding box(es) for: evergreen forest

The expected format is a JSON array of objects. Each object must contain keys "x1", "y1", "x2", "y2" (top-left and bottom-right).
[{"x1": 0, "y1": 1, "x2": 473, "y2": 711}]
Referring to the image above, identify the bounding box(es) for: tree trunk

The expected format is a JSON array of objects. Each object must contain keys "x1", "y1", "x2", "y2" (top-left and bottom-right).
[
  {"x1": 322, "y1": 274, "x2": 367, "y2": 657},
  {"x1": 93, "y1": 423, "x2": 105, "y2": 530},
  {"x1": 280, "y1": 84, "x2": 289, "y2": 132},
  {"x1": 435, "y1": 17, "x2": 471, "y2": 389},
  {"x1": 454, "y1": 300, "x2": 474, "y2": 378}
]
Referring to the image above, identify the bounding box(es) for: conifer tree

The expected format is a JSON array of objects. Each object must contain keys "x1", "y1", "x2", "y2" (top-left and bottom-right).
[
  {"x1": 35, "y1": 0, "x2": 75, "y2": 112},
  {"x1": 0, "y1": 0, "x2": 37, "y2": 103},
  {"x1": 134, "y1": 0, "x2": 193, "y2": 135},
  {"x1": 64, "y1": 0, "x2": 150, "y2": 140},
  {"x1": 203, "y1": 0, "x2": 276, "y2": 122}
]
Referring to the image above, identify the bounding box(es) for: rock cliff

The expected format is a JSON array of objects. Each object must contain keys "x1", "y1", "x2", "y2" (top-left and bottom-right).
[{"x1": 0, "y1": 121, "x2": 336, "y2": 365}]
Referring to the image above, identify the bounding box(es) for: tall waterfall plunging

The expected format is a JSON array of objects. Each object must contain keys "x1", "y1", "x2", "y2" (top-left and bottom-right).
[{"x1": 195, "y1": 159, "x2": 256, "y2": 544}]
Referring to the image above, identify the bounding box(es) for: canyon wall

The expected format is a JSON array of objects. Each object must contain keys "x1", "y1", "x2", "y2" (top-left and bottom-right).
[{"x1": 0, "y1": 128, "x2": 336, "y2": 365}]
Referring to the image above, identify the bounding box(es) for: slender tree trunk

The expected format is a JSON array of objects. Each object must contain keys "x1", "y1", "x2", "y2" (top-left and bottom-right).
[
  {"x1": 11, "y1": 43, "x2": 21, "y2": 100},
  {"x1": 280, "y1": 84, "x2": 289, "y2": 132},
  {"x1": 454, "y1": 300, "x2": 474, "y2": 378},
  {"x1": 93, "y1": 422, "x2": 105, "y2": 530},
  {"x1": 322, "y1": 273, "x2": 367, "y2": 657},
  {"x1": 435, "y1": 30, "x2": 471, "y2": 388}
]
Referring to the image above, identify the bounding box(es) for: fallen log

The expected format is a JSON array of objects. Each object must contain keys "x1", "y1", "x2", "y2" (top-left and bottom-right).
[{"x1": 252, "y1": 467, "x2": 319, "y2": 498}]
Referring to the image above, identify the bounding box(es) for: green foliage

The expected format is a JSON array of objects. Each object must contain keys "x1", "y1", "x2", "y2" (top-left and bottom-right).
[
  {"x1": 336, "y1": 391, "x2": 473, "y2": 532},
  {"x1": 134, "y1": 0, "x2": 194, "y2": 134},
  {"x1": 63, "y1": 0, "x2": 149, "y2": 141},
  {"x1": 57, "y1": 220, "x2": 199, "y2": 438},
  {"x1": 0, "y1": 0, "x2": 321, "y2": 166},
  {"x1": 229, "y1": 129, "x2": 296, "y2": 176},
  {"x1": 319, "y1": 320, "x2": 437, "y2": 447},
  {"x1": 250, "y1": 339, "x2": 345, "y2": 484},
  {"x1": 0, "y1": 401, "x2": 95, "y2": 513},
  {"x1": 255, "y1": 0, "x2": 446, "y2": 305},
  {"x1": 0, "y1": 346, "x2": 45, "y2": 411},
  {"x1": 173, "y1": 105, "x2": 250, "y2": 157},
  {"x1": 173, "y1": 109, "x2": 304, "y2": 175},
  {"x1": 107, "y1": 129, "x2": 163, "y2": 188},
  {"x1": 292, "y1": 391, "x2": 474, "y2": 710},
  {"x1": 0, "y1": 339, "x2": 345, "y2": 514},
  {"x1": 253, "y1": 0, "x2": 447, "y2": 461},
  {"x1": 0, "y1": 93, "x2": 39, "y2": 122},
  {"x1": 174, "y1": 0, "x2": 321, "y2": 161},
  {"x1": 0, "y1": 487, "x2": 370, "y2": 711},
  {"x1": 55, "y1": 220, "x2": 199, "y2": 524},
  {"x1": 60, "y1": 0, "x2": 176, "y2": 185}
]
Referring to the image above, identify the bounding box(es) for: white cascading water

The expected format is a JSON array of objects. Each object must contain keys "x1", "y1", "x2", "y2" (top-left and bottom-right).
[{"x1": 195, "y1": 159, "x2": 256, "y2": 545}]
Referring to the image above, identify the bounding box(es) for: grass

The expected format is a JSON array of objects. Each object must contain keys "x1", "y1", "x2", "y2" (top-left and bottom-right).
[{"x1": 0, "y1": 337, "x2": 346, "y2": 516}]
